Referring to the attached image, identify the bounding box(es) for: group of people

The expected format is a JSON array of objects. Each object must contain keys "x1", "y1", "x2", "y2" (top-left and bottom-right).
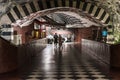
[{"x1": 54, "y1": 33, "x2": 64, "y2": 49}]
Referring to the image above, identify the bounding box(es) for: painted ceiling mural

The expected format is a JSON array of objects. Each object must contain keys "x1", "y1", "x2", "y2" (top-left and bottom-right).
[{"x1": 0, "y1": 0, "x2": 120, "y2": 43}]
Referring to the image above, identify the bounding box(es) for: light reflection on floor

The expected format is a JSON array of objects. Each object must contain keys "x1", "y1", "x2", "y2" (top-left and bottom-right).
[
  {"x1": 20, "y1": 42, "x2": 112, "y2": 80},
  {"x1": 1, "y1": 41, "x2": 120, "y2": 80}
]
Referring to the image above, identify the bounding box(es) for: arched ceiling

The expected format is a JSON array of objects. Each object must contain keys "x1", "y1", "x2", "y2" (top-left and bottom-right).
[
  {"x1": 0, "y1": 0, "x2": 119, "y2": 44},
  {"x1": 0, "y1": 0, "x2": 120, "y2": 27},
  {"x1": 10, "y1": 8, "x2": 103, "y2": 28},
  {"x1": 44, "y1": 11, "x2": 101, "y2": 28}
]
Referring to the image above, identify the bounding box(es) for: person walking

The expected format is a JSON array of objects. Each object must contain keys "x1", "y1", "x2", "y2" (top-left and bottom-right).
[
  {"x1": 58, "y1": 34, "x2": 63, "y2": 49},
  {"x1": 54, "y1": 33, "x2": 58, "y2": 47}
]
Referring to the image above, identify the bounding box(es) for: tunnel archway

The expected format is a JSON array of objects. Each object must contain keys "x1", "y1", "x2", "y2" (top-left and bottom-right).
[
  {"x1": 1, "y1": 0, "x2": 110, "y2": 24},
  {"x1": 0, "y1": 0, "x2": 119, "y2": 75},
  {"x1": 0, "y1": 0, "x2": 113, "y2": 43}
]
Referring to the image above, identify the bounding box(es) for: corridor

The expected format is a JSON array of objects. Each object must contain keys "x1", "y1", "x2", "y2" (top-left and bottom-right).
[
  {"x1": 0, "y1": 0, "x2": 120, "y2": 80},
  {"x1": 20, "y1": 43, "x2": 112, "y2": 80}
]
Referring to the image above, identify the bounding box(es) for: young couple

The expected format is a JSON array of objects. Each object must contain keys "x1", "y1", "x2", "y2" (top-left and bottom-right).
[{"x1": 54, "y1": 33, "x2": 63, "y2": 49}]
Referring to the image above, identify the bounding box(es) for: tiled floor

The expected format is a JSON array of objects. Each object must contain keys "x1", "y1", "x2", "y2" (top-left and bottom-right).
[
  {"x1": 20, "y1": 43, "x2": 113, "y2": 80},
  {"x1": 1, "y1": 42, "x2": 120, "y2": 80}
]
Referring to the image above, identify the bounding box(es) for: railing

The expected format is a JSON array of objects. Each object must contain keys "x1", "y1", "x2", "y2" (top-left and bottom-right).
[
  {"x1": 18, "y1": 38, "x2": 46, "y2": 71},
  {"x1": 0, "y1": 37, "x2": 46, "y2": 73},
  {"x1": 0, "y1": 37, "x2": 18, "y2": 73},
  {"x1": 81, "y1": 39, "x2": 120, "y2": 69},
  {"x1": 110, "y1": 44, "x2": 120, "y2": 68},
  {"x1": 81, "y1": 39, "x2": 110, "y2": 65}
]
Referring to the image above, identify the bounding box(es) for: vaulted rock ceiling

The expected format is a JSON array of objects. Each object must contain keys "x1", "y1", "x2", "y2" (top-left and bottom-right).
[
  {"x1": 0, "y1": 0, "x2": 119, "y2": 27},
  {"x1": 0, "y1": 0, "x2": 113, "y2": 25},
  {"x1": 0, "y1": 0, "x2": 120, "y2": 43},
  {"x1": 0, "y1": 0, "x2": 120, "y2": 16}
]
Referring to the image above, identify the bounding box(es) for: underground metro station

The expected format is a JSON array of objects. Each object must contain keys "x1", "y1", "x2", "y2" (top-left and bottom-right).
[{"x1": 0, "y1": 0, "x2": 120, "y2": 80}]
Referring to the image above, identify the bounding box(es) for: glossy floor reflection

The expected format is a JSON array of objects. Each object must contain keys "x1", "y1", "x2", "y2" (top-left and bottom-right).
[{"x1": 20, "y1": 43, "x2": 113, "y2": 80}]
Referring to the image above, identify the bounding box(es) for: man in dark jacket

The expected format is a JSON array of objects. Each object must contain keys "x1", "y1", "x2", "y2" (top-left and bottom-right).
[{"x1": 54, "y1": 33, "x2": 58, "y2": 47}]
